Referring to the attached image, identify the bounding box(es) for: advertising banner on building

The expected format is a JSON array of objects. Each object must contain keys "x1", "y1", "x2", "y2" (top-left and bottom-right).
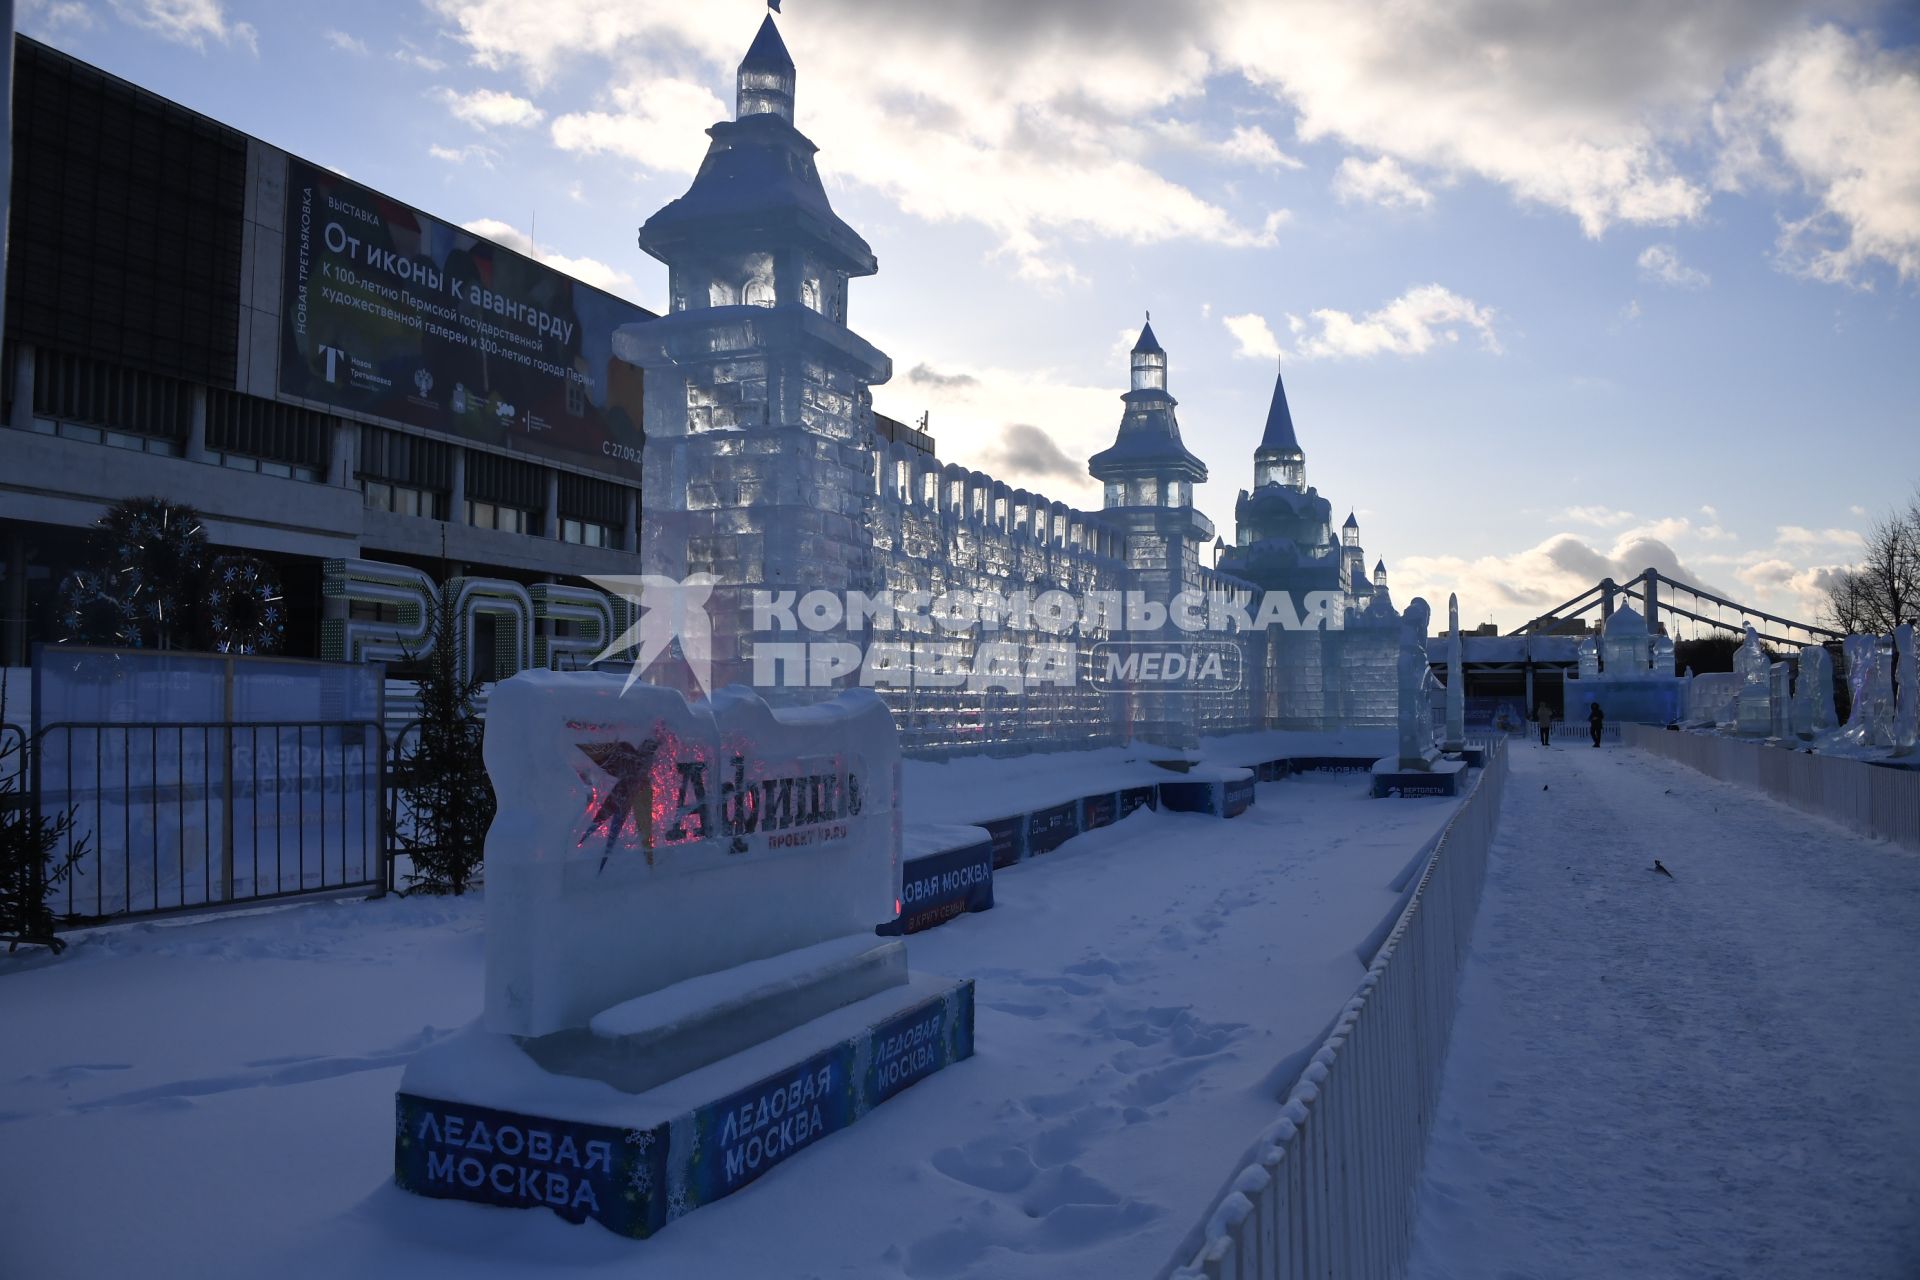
[{"x1": 279, "y1": 157, "x2": 648, "y2": 477}]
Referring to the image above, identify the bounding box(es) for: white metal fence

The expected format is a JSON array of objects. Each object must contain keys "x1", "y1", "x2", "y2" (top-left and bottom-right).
[
  {"x1": 1168, "y1": 738, "x2": 1510, "y2": 1280},
  {"x1": 1623, "y1": 725, "x2": 1920, "y2": 850}
]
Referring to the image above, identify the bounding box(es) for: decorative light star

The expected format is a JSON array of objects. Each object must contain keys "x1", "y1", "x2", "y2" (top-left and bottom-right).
[{"x1": 575, "y1": 738, "x2": 661, "y2": 863}]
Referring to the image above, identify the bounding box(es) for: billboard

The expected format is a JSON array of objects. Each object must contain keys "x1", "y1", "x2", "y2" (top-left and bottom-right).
[{"x1": 279, "y1": 158, "x2": 649, "y2": 476}]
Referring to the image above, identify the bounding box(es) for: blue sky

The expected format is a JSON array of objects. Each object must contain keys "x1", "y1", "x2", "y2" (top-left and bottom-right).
[{"x1": 21, "y1": 0, "x2": 1919, "y2": 630}]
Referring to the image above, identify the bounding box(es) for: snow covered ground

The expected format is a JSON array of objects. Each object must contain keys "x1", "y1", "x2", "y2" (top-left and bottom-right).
[
  {"x1": 1409, "y1": 743, "x2": 1920, "y2": 1280},
  {"x1": 0, "y1": 768, "x2": 1454, "y2": 1280}
]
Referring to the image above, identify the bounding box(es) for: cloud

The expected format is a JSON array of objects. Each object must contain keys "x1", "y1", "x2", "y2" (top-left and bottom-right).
[
  {"x1": 1714, "y1": 24, "x2": 1920, "y2": 285},
  {"x1": 439, "y1": 86, "x2": 545, "y2": 129},
  {"x1": 1636, "y1": 243, "x2": 1710, "y2": 288},
  {"x1": 1773, "y1": 524, "x2": 1864, "y2": 548},
  {"x1": 459, "y1": 218, "x2": 635, "y2": 294},
  {"x1": 1333, "y1": 155, "x2": 1434, "y2": 209},
  {"x1": 1223, "y1": 312, "x2": 1283, "y2": 360},
  {"x1": 1564, "y1": 505, "x2": 1637, "y2": 527},
  {"x1": 906, "y1": 364, "x2": 979, "y2": 391},
  {"x1": 325, "y1": 29, "x2": 368, "y2": 56},
  {"x1": 1218, "y1": 125, "x2": 1304, "y2": 170},
  {"x1": 1285, "y1": 284, "x2": 1501, "y2": 360},
  {"x1": 430, "y1": 142, "x2": 500, "y2": 168},
  {"x1": 423, "y1": 3, "x2": 1917, "y2": 287},
  {"x1": 426, "y1": 3, "x2": 1292, "y2": 280},
  {"x1": 983, "y1": 424, "x2": 1086, "y2": 485},
  {"x1": 20, "y1": 0, "x2": 95, "y2": 33},
  {"x1": 1396, "y1": 526, "x2": 1743, "y2": 630},
  {"x1": 873, "y1": 357, "x2": 1116, "y2": 505},
  {"x1": 550, "y1": 78, "x2": 729, "y2": 178},
  {"x1": 393, "y1": 45, "x2": 448, "y2": 72},
  {"x1": 110, "y1": 0, "x2": 254, "y2": 51}
]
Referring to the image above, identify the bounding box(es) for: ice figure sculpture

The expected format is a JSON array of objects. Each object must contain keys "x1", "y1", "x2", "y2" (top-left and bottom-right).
[
  {"x1": 1792, "y1": 645, "x2": 1837, "y2": 739},
  {"x1": 1769, "y1": 662, "x2": 1791, "y2": 740},
  {"x1": 1827, "y1": 633, "x2": 1893, "y2": 750},
  {"x1": 1577, "y1": 634, "x2": 1600, "y2": 679},
  {"x1": 1443, "y1": 594, "x2": 1459, "y2": 756},
  {"x1": 1733, "y1": 625, "x2": 1772, "y2": 736},
  {"x1": 1397, "y1": 598, "x2": 1438, "y2": 769},
  {"x1": 1867, "y1": 634, "x2": 1898, "y2": 748},
  {"x1": 1893, "y1": 624, "x2": 1917, "y2": 757},
  {"x1": 1652, "y1": 633, "x2": 1675, "y2": 677}
]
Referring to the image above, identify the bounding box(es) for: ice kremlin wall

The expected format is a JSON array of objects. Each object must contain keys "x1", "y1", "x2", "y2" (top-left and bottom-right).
[{"x1": 603, "y1": 18, "x2": 1396, "y2": 755}]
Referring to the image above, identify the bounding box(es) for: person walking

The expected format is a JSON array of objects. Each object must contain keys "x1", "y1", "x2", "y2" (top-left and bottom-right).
[
  {"x1": 1536, "y1": 700, "x2": 1554, "y2": 747},
  {"x1": 1588, "y1": 700, "x2": 1605, "y2": 747}
]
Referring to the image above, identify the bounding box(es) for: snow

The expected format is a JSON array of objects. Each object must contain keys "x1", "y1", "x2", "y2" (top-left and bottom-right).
[
  {"x1": 1408, "y1": 743, "x2": 1920, "y2": 1280},
  {"x1": 0, "y1": 770, "x2": 1461, "y2": 1279},
  {"x1": 585, "y1": 933, "x2": 900, "y2": 1040}
]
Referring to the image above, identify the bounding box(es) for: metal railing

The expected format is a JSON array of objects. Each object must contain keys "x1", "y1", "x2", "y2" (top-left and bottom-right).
[
  {"x1": 32, "y1": 720, "x2": 386, "y2": 921},
  {"x1": 1624, "y1": 724, "x2": 1920, "y2": 850},
  {"x1": 1169, "y1": 737, "x2": 1510, "y2": 1279}
]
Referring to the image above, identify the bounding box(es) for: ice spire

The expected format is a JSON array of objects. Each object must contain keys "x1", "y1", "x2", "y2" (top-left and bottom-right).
[
  {"x1": 1259, "y1": 361, "x2": 1299, "y2": 454},
  {"x1": 1130, "y1": 315, "x2": 1166, "y2": 391},
  {"x1": 737, "y1": 15, "x2": 796, "y2": 122}
]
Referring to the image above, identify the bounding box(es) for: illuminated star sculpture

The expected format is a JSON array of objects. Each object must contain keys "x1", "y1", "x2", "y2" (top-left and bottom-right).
[{"x1": 575, "y1": 738, "x2": 661, "y2": 865}]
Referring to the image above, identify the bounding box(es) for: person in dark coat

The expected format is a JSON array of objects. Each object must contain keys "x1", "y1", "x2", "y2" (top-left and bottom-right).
[
  {"x1": 1588, "y1": 701, "x2": 1605, "y2": 747},
  {"x1": 1536, "y1": 700, "x2": 1554, "y2": 747}
]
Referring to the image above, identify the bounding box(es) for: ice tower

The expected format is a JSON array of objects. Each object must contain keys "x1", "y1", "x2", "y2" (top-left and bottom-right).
[
  {"x1": 614, "y1": 16, "x2": 889, "y2": 697},
  {"x1": 1217, "y1": 364, "x2": 1344, "y2": 600},
  {"x1": 1088, "y1": 320, "x2": 1214, "y2": 747}
]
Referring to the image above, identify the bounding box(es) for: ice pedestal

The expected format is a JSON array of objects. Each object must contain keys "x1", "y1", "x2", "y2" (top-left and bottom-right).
[{"x1": 395, "y1": 673, "x2": 974, "y2": 1236}]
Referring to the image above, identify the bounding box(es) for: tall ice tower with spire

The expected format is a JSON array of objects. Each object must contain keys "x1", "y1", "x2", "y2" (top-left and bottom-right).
[
  {"x1": 1088, "y1": 319, "x2": 1216, "y2": 747},
  {"x1": 614, "y1": 14, "x2": 890, "y2": 698}
]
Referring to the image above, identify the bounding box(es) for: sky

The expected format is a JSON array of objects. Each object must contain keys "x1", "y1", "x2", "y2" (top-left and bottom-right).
[{"x1": 18, "y1": 0, "x2": 1920, "y2": 632}]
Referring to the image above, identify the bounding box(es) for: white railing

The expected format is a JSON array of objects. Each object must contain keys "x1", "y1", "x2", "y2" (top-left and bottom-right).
[
  {"x1": 1623, "y1": 725, "x2": 1920, "y2": 851},
  {"x1": 1168, "y1": 738, "x2": 1509, "y2": 1280}
]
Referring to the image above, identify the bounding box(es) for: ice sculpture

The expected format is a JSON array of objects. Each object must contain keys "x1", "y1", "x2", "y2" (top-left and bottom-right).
[
  {"x1": 1792, "y1": 645, "x2": 1838, "y2": 739},
  {"x1": 1397, "y1": 597, "x2": 1438, "y2": 769},
  {"x1": 1894, "y1": 624, "x2": 1917, "y2": 757},
  {"x1": 1733, "y1": 625, "x2": 1772, "y2": 736},
  {"x1": 1443, "y1": 593, "x2": 1465, "y2": 752},
  {"x1": 1827, "y1": 633, "x2": 1894, "y2": 750},
  {"x1": 1867, "y1": 634, "x2": 1898, "y2": 748},
  {"x1": 1601, "y1": 604, "x2": 1650, "y2": 673},
  {"x1": 1577, "y1": 634, "x2": 1600, "y2": 679},
  {"x1": 1652, "y1": 633, "x2": 1675, "y2": 677},
  {"x1": 1769, "y1": 662, "x2": 1791, "y2": 739}
]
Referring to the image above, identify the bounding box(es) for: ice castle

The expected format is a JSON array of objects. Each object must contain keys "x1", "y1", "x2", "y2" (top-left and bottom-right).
[{"x1": 614, "y1": 16, "x2": 1399, "y2": 753}]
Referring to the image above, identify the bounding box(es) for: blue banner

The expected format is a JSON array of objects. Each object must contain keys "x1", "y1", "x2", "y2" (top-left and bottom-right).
[
  {"x1": 1025, "y1": 801, "x2": 1079, "y2": 856},
  {"x1": 1118, "y1": 786, "x2": 1157, "y2": 819},
  {"x1": 1224, "y1": 776, "x2": 1256, "y2": 817},
  {"x1": 394, "y1": 1094, "x2": 668, "y2": 1238},
  {"x1": 685, "y1": 1044, "x2": 858, "y2": 1205},
  {"x1": 981, "y1": 815, "x2": 1024, "y2": 869},
  {"x1": 884, "y1": 839, "x2": 994, "y2": 934},
  {"x1": 865, "y1": 984, "x2": 975, "y2": 1107},
  {"x1": 1080, "y1": 792, "x2": 1117, "y2": 831}
]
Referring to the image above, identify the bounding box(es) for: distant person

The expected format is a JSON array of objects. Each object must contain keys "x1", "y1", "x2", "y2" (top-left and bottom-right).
[
  {"x1": 1536, "y1": 701, "x2": 1554, "y2": 747},
  {"x1": 1589, "y1": 701, "x2": 1605, "y2": 747}
]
